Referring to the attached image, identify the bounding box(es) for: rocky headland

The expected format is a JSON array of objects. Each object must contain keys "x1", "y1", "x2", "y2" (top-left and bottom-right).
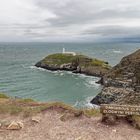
[
  {"x1": 35, "y1": 53, "x2": 111, "y2": 77},
  {"x1": 91, "y1": 49, "x2": 140, "y2": 105}
]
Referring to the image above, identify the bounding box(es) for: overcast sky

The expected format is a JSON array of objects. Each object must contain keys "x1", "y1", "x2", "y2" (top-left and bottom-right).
[{"x1": 0, "y1": 0, "x2": 140, "y2": 42}]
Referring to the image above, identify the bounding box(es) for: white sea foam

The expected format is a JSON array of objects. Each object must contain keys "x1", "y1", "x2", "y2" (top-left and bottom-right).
[
  {"x1": 60, "y1": 72, "x2": 64, "y2": 76},
  {"x1": 29, "y1": 66, "x2": 69, "y2": 77},
  {"x1": 29, "y1": 65, "x2": 99, "y2": 79},
  {"x1": 83, "y1": 76, "x2": 100, "y2": 89},
  {"x1": 113, "y1": 50, "x2": 122, "y2": 54},
  {"x1": 73, "y1": 96, "x2": 99, "y2": 109},
  {"x1": 29, "y1": 66, "x2": 46, "y2": 71},
  {"x1": 86, "y1": 79, "x2": 100, "y2": 88},
  {"x1": 55, "y1": 71, "x2": 71, "y2": 77},
  {"x1": 29, "y1": 66, "x2": 60, "y2": 73},
  {"x1": 84, "y1": 96, "x2": 99, "y2": 109},
  {"x1": 73, "y1": 101, "x2": 79, "y2": 107},
  {"x1": 29, "y1": 66, "x2": 36, "y2": 69},
  {"x1": 69, "y1": 72, "x2": 100, "y2": 89},
  {"x1": 77, "y1": 73, "x2": 92, "y2": 79}
]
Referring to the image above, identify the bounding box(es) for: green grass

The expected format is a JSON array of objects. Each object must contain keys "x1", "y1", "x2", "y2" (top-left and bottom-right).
[
  {"x1": 83, "y1": 59, "x2": 110, "y2": 69},
  {"x1": 42, "y1": 53, "x2": 75, "y2": 65},
  {"x1": 0, "y1": 94, "x2": 101, "y2": 118},
  {"x1": 42, "y1": 53, "x2": 111, "y2": 69},
  {"x1": 0, "y1": 93, "x2": 9, "y2": 99},
  {"x1": 18, "y1": 98, "x2": 35, "y2": 103},
  {"x1": 0, "y1": 104, "x2": 23, "y2": 115},
  {"x1": 91, "y1": 59, "x2": 106, "y2": 66},
  {"x1": 83, "y1": 109, "x2": 101, "y2": 117},
  {"x1": 37, "y1": 102, "x2": 80, "y2": 113}
]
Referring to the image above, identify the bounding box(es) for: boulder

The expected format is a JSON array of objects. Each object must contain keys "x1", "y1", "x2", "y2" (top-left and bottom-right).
[
  {"x1": 7, "y1": 121, "x2": 23, "y2": 130},
  {"x1": 31, "y1": 116, "x2": 41, "y2": 123}
]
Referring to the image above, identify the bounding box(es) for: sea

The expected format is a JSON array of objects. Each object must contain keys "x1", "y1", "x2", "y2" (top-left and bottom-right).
[{"x1": 0, "y1": 42, "x2": 140, "y2": 108}]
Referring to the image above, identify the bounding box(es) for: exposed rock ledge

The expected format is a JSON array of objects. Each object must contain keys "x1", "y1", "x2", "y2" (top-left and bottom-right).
[
  {"x1": 35, "y1": 53, "x2": 111, "y2": 77},
  {"x1": 91, "y1": 49, "x2": 140, "y2": 105}
]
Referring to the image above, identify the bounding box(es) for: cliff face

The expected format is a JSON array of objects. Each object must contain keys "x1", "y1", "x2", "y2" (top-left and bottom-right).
[
  {"x1": 35, "y1": 53, "x2": 111, "y2": 77},
  {"x1": 105, "y1": 49, "x2": 140, "y2": 87},
  {"x1": 91, "y1": 49, "x2": 140, "y2": 105}
]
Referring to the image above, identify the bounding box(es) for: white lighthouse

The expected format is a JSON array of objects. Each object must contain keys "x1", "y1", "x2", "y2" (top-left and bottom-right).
[
  {"x1": 63, "y1": 48, "x2": 65, "y2": 53},
  {"x1": 62, "y1": 48, "x2": 76, "y2": 56}
]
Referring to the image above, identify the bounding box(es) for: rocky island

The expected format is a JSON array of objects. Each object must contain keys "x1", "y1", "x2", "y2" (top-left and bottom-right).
[
  {"x1": 35, "y1": 53, "x2": 111, "y2": 77},
  {"x1": 91, "y1": 49, "x2": 140, "y2": 105}
]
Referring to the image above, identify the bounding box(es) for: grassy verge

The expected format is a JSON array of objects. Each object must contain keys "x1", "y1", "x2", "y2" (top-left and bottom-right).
[
  {"x1": 0, "y1": 93, "x2": 100, "y2": 118},
  {"x1": 0, "y1": 93, "x2": 9, "y2": 99}
]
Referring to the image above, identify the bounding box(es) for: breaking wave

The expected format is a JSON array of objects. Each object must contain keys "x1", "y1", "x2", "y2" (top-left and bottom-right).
[
  {"x1": 113, "y1": 50, "x2": 122, "y2": 54},
  {"x1": 73, "y1": 96, "x2": 99, "y2": 109}
]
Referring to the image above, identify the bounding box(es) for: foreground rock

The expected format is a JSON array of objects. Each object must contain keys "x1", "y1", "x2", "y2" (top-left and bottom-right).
[
  {"x1": 7, "y1": 121, "x2": 23, "y2": 130},
  {"x1": 31, "y1": 116, "x2": 41, "y2": 123},
  {"x1": 91, "y1": 49, "x2": 140, "y2": 105},
  {"x1": 35, "y1": 53, "x2": 111, "y2": 77}
]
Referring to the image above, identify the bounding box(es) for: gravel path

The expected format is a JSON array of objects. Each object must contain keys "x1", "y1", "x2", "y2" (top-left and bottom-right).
[{"x1": 0, "y1": 110, "x2": 140, "y2": 140}]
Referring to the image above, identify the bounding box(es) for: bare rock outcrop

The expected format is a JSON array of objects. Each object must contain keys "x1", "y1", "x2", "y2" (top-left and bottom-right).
[{"x1": 91, "y1": 49, "x2": 140, "y2": 105}]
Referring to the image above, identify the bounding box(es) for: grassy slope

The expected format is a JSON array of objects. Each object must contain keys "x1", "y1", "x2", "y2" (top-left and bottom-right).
[{"x1": 0, "y1": 93, "x2": 100, "y2": 117}]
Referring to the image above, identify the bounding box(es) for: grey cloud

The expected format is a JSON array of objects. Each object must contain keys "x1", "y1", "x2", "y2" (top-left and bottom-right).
[
  {"x1": 84, "y1": 26, "x2": 140, "y2": 36},
  {"x1": 1, "y1": 0, "x2": 140, "y2": 41},
  {"x1": 35, "y1": 0, "x2": 140, "y2": 27},
  {"x1": 47, "y1": 9, "x2": 140, "y2": 27}
]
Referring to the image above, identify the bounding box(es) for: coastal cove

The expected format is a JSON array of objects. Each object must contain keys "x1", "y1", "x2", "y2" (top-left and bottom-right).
[{"x1": 1, "y1": 42, "x2": 140, "y2": 108}]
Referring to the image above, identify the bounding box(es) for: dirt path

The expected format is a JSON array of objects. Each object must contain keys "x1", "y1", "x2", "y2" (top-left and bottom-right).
[{"x1": 0, "y1": 110, "x2": 139, "y2": 140}]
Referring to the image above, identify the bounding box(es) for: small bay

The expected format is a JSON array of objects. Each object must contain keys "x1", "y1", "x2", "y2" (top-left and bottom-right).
[{"x1": 0, "y1": 42, "x2": 140, "y2": 108}]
